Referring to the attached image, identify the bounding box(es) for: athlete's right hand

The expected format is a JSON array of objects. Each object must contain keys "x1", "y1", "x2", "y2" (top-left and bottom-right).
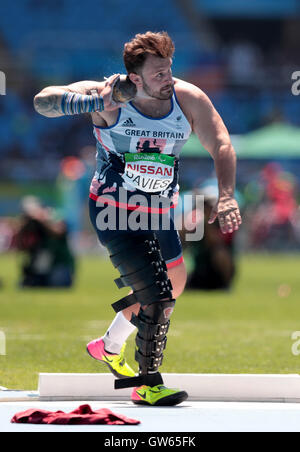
[{"x1": 100, "y1": 74, "x2": 126, "y2": 111}]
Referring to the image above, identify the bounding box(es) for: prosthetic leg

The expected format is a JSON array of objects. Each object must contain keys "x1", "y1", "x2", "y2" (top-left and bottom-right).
[{"x1": 105, "y1": 232, "x2": 188, "y2": 405}]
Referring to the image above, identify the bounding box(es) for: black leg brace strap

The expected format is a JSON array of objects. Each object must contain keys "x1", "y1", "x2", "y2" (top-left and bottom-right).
[
  {"x1": 114, "y1": 372, "x2": 164, "y2": 389},
  {"x1": 115, "y1": 299, "x2": 175, "y2": 390},
  {"x1": 106, "y1": 233, "x2": 173, "y2": 312}
]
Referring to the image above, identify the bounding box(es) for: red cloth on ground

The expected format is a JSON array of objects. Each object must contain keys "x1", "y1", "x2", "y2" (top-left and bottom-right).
[{"x1": 11, "y1": 404, "x2": 140, "y2": 425}]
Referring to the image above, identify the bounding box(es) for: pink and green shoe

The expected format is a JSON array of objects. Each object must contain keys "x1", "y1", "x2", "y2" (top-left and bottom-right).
[{"x1": 86, "y1": 338, "x2": 135, "y2": 379}]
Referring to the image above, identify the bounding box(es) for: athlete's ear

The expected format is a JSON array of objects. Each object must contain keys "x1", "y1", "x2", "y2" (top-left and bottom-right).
[{"x1": 128, "y1": 72, "x2": 143, "y2": 88}]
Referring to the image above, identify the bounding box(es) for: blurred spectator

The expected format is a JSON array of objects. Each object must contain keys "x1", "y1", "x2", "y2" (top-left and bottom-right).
[
  {"x1": 248, "y1": 163, "x2": 300, "y2": 250},
  {"x1": 178, "y1": 184, "x2": 237, "y2": 291},
  {"x1": 16, "y1": 196, "x2": 75, "y2": 288},
  {"x1": 0, "y1": 217, "x2": 17, "y2": 252},
  {"x1": 56, "y1": 147, "x2": 95, "y2": 250}
]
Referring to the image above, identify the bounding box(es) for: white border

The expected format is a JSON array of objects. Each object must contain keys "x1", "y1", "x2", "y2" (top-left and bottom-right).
[{"x1": 37, "y1": 373, "x2": 300, "y2": 403}]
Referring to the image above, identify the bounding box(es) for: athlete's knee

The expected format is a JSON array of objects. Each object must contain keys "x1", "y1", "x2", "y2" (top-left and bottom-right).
[{"x1": 168, "y1": 261, "x2": 187, "y2": 298}]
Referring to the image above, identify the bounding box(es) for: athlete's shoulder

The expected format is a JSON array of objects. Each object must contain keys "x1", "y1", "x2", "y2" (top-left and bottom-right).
[
  {"x1": 173, "y1": 78, "x2": 213, "y2": 125},
  {"x1": 174, "y1": 77, "x2": 210, "y2": 104}
]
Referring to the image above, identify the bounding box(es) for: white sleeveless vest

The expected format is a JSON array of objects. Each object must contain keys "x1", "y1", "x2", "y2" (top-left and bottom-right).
[
  {"x1": 90, "y1": 90, "x2": 192, "y2": 200},
  {"x1": 93, "y1": 91, "x2": 191, "y2": 158}
]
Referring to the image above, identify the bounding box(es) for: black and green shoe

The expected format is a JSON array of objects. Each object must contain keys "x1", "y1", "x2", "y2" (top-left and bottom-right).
[{"x1": 132, "y1": 384, "x2": 188, "y2": 406}]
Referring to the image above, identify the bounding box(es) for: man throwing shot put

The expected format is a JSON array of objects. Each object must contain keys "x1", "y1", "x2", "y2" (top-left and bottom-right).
[{"x1": 34, "y1": 31, "x2": 242, "y2": 406}]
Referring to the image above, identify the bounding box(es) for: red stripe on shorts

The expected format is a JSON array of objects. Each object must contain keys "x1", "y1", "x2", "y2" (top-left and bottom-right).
[
  {"x1": 166, "y1": 255, "x2": 184, "y2": 269},
  {"x1": 89, "y1": 193, "x2": 176, "y2": 214}
]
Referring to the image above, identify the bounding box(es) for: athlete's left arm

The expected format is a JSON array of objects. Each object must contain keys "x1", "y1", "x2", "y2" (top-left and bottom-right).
[{"x1": 177, "y1": 82, "x2": 242, "y2": 234}]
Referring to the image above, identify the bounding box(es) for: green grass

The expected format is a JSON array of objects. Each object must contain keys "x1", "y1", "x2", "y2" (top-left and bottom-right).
[{"x1": 0, "y1": 252, "x2": 300, "y2": 390}]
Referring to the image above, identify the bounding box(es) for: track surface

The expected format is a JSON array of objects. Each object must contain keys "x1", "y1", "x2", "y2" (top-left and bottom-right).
[{"x1": 1, "y1": 399, "x2": 300, "y2": 432}]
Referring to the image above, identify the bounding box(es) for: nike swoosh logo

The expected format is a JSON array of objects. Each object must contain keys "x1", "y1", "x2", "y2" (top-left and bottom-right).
[
  {"x1": 104, "y1": 356, "x2": 114, "y2": 363},
  {"x1": 137, "y1": 391, "x2": 147, "y2": 399}
]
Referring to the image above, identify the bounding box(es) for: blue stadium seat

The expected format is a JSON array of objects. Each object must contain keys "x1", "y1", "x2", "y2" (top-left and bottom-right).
[{"x1": 0, "y1": 0, "x2": 200, "y2": 79}]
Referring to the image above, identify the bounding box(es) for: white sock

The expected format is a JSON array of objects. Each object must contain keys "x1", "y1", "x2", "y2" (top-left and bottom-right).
[{"x1": 102, "y1": 311, "x2": 136, "y2": 354}]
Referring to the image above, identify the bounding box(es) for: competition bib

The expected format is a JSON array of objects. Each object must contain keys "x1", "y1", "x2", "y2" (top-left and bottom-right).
[{"x1": 123, "y1": 153, "x2": 175, "y2": 193}]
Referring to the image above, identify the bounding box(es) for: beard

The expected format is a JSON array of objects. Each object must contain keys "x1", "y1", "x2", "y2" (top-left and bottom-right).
[{"x1": 141, "y1": 77, "x2": 174, "y2": 100}]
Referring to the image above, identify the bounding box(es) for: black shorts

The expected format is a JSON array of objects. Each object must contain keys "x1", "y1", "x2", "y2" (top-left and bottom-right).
[{"x1": 89, "y1": 197, "x2": 183, "y2": 269}]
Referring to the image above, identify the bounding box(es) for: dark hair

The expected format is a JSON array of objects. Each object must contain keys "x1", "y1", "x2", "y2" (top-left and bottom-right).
[{"x1": 123, "y1": 31, "x2": 175, "y2": 74}]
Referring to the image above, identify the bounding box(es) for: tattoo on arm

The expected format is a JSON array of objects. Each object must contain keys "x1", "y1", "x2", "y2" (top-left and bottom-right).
[
  {"x1": 34, "y1": 81, "x2": 105, "y2": 117},
  {"x1": 34, "y1": 94, "x2": 63, "y2": 117}
]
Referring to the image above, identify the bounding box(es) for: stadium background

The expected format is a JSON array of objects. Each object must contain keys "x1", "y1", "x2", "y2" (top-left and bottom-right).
[{"x1": 1, "y1": 0, "x2": 300, "y2": 389}]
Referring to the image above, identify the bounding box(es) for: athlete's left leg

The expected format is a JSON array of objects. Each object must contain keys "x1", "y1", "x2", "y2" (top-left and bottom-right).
[
  {"x1": 104, "y1": 230, "x2": 188, "y2": 405},
  {"x1": 87, "y1": 199, "x2": 186, "y2": 384},
  {"x1": 87, "y1": 257, "x2": 186, "y2": 378},
  {"x1": 87, "y1": 258, "x2": 186, "y2": 380}
]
